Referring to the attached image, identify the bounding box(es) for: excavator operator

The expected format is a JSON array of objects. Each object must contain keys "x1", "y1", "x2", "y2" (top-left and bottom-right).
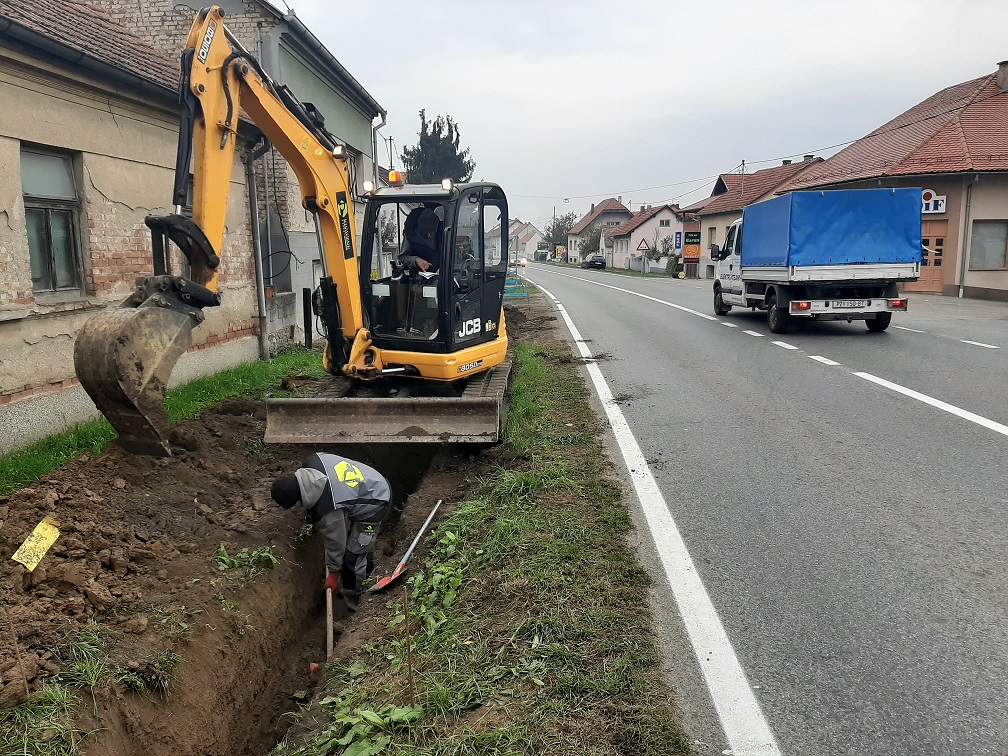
[{"x1": 399, "y1": 207, "x2": 442, "y2": 273}]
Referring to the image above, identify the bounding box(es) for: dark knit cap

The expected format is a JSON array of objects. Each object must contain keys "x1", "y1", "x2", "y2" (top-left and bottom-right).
[{"x1": 271, "y1": 474, "x2": 301, "y2": 509}]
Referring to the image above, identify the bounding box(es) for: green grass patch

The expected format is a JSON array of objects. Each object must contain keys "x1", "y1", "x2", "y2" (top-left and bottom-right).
[
  {"x1": 0, "y1": 347, "x2": 325, "y2": 496},
  {"x1": 278, "y1": 307, "x2": 692, "y2": 755}
]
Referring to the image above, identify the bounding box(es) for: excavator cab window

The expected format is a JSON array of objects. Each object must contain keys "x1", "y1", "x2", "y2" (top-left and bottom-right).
[{"x1": 363, "y1": 199, "x2": 446, "y2": 346}]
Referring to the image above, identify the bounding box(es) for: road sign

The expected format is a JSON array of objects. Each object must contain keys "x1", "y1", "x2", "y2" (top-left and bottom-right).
[{"x1": 675, "y1": 231, "x2": 682, "y2": 249}]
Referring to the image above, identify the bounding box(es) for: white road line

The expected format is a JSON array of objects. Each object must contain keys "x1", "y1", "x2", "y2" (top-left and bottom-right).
[
  {"x1": 894, "y1": 325, "x2": 927, "y2": 333},
  {"x1": 722, "y1": 322, "x2": 739, "y2": 328},
  {"x1": 743, "y1": 330, "x2": 763, "y2": 337},
  {"x1": 961, "y1": 339, "x2": 1000, "y2": 349},
  {"x1": 530, "y1": 281, "x2": 781, "y2": 756},
  {"x1": 855, "y1": 372, "x2": 1008, "y2": 438},
  {"x1": 538, "y1": 268, "x2": 719, "y2": 321},
  {"x1": 809, "y1": 355, "x2": 840, "y2": 366},
  {"x1": 772, "y1": 340, "x2": 798, "y2": 350}
]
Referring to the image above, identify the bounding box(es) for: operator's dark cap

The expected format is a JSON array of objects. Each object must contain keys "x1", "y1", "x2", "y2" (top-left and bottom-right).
[
  {"x1": 417, "y1": 209, "x2": 438, "y2": 234},
  {"x1": 271, "y1": 474, "x2": 301, "y2": 509}
]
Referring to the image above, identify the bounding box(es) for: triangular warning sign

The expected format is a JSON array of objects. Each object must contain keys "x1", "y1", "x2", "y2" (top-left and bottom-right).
[{"x1": 636, "y1": 238, "x2": 650, "y2": 251}]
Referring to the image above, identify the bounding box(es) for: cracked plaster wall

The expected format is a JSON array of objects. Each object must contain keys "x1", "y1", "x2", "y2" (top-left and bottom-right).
[{"x1": 0, "y1": 52, "x2": 265, "y2": 405}]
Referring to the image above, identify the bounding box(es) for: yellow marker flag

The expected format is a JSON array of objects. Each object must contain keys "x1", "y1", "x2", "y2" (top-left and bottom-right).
[{"x1": 11, "y1": 517, "x2": 61, "y2": 572}]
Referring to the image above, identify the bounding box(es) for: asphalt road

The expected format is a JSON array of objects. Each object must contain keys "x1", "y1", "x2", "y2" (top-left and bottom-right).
[{"x1": 522, "y1": 263, "x2": 1008, "y2": 756}]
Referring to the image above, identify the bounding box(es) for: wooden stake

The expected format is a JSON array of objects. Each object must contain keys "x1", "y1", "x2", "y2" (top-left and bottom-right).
[
  {"x1": 325, "y1": 568, "x2": 334, "y2": 662},
  {"x1": 403, "y1": 584, "x2": 416, "y2": 704},
  {"x1": 2, "y1": 607, "x2": 30, "y2": 700}
]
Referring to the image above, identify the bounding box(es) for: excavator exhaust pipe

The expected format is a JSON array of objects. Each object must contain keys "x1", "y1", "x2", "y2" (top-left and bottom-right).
[{"x1": 74, "y1": 306, "x2": 194, "y2": 457}]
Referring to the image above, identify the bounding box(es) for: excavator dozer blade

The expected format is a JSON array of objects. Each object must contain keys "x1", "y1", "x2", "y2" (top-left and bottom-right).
[
  {"x1": 264, "y1": 396, "x2": 503, "y2": 444},
  {"x1": 264, "y1": 359, "x2": 512, "y2": 445},
  {"x1": 74, "y1": 307, "x2": 193, "y2": 456}
]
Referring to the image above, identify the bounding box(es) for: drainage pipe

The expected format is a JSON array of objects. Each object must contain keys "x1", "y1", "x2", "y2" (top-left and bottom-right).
[
  {"x1": 246, "y1": 140, "x2": 272, "y2": 360},
  {"x1": 957, "y1": 174, "x2": 978, "y2": 298}
]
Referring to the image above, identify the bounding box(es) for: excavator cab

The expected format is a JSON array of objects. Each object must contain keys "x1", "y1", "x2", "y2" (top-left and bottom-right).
[{"x1": 361, "y1": 184, "x2": 508, "y2": 355}]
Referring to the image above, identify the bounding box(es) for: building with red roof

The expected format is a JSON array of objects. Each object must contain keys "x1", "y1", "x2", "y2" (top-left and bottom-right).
[
  {"x1": 609, "y1": 205, "x2": 684, "y2": 272},
  {"x1": 683, "y1": 158, "x2": 822, "y2": 279},
  {"x1": 566, "y1": 197, "x2": 631, "y2": 264},
  {"x1": 779, "y1": 61, "x2": 1008, "y2": 299}
]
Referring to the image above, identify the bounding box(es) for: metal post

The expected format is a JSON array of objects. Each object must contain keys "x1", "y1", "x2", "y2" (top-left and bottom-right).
[
  {"x1": 245, "y1": 147, "x2": 270, "y2": 360},
  {"x1": 302, "y1": 287, "x2": 313, "y2": 349}
]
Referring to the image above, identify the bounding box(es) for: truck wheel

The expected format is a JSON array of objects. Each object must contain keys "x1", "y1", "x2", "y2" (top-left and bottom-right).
[
  {"x1": 866, "y1": 312, "x2": 892, "y2": 332},
  {"x1": 767, "y1": 295, "x2": 790, "y2": 333},
  {"x1": 714, "y1": 288, "x2": 731, "y2": 316}
]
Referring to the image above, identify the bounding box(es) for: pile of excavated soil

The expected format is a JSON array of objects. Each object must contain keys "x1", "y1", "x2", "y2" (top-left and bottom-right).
[{"x1": 0, "y1": 395, "x2": 473, "y2": 755}]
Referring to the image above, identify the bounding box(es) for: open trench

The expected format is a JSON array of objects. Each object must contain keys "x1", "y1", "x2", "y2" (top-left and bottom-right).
[
  {"x1": 0, "y1": 397, "x2": 459, "y2": 756},
  {"x1": 85, "y1": 437, "x2": 445, "y2": 756}
]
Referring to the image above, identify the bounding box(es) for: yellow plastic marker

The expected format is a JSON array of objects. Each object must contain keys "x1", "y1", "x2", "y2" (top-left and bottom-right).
[{"x1": 11, "y1": 517, "x2": 61, "y2": 572}]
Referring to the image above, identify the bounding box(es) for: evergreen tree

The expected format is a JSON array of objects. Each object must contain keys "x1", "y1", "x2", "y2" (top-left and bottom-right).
[{"x1": 400, "y1": 110, "x2": 475, "y2": 183}]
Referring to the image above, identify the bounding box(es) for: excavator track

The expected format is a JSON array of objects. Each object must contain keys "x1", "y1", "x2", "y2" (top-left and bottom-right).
[{"x1": 263, "y1": 360, "x2": 512, "y2": 445}]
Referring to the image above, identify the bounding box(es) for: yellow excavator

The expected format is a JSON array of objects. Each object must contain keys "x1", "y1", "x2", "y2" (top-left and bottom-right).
[{"x1": 73, "y1": 6, "x2": 511, "y2": 456}]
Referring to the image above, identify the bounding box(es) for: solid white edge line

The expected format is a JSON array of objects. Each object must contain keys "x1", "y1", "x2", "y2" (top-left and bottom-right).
[
  {"x1": 539, "y1": 268, "x2": 720, "y2": 321},
  {"x1": 961, "y1": 339, "x2": 1000, "y2": 349},
  {"x1": 528, "y1": 280, "x2": 781, "y2": 756},
  {"x1": 855, "y1": 372, "x2": 1008, "y2": 437},
  {"x1": 808, "y1": 356, "x2": 840, "y2": 366},
  {"x1": 743, "y1": 330, "x2": 764, "y2": 337},
  {"x1": 771, "y1": 340, "x2": 798, "y2": 350}
]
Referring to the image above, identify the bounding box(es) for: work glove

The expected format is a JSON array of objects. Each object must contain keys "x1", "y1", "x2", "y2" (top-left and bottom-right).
[{"x1": 324, "y1": 573, "x2": 340, "y2": 593}]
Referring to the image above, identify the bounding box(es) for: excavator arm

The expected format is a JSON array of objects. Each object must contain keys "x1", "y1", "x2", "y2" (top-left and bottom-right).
[{"x1": 74, "y1": 6, "x2": 367, "y2": 455}]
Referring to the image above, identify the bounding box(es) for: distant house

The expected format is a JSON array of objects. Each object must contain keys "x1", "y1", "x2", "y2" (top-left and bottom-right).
[
  {"x1": 683, "y1": 158, "x2": 822, "y2": 279},
  {"x1": 610, "y1": 205, "x2": 684, "y2": 272},
  {"x1": 567, "y1": 198, "x2": 631, "y2": 264},
  {"x1": 508, "y1": 220, "x2": 542, "y2": 261},
  {"x1": 781, "y1": 61, "x2": 1008, "y2": 300}
]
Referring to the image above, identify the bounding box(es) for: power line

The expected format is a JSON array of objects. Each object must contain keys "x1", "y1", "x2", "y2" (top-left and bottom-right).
[{"x1": 513, "y1": 87, "x2": 1005, "y2": 206}]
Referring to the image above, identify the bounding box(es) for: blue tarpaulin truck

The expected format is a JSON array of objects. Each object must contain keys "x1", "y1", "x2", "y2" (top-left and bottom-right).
[{"x1": 712, "y1": 188, "x2": 923, "y2": 333}]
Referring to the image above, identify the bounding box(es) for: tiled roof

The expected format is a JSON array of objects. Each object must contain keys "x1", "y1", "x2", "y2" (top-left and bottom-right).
[
  {"x1": 519, "y1": 229, "x2": 539, "y2": 244},
  {"x1": 0, "y1": 0, "x2": 178, "y2": 92},
  {"x1": 697, "y1": 161, "x2": 821, "y2": 216},
  {"x1": 786, "y1": 70, "x2": 1008, "y2": 190},
  {"x1": 569, "y1": 198, "x2": 631, "y2": 234},
  {"x1": 611, "y1": 205, "x2": 680, "y2": 237}
]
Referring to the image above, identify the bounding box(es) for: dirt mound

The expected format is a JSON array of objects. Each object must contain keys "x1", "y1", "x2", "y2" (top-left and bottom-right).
[{"x1": 0, "y1": 398, "x2": 466, "y2": 755}]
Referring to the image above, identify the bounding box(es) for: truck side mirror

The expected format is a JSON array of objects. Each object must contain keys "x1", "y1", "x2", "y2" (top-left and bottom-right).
[{"x1": 710, "y1": 243, "x2": 720, "y2": 259}]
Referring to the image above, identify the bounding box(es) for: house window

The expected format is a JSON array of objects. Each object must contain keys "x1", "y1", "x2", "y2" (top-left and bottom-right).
[
  {"x1": 660, "y1": 219, "x2": 670, "y2": 227},
  {"x1": 969, "y1": 221, "x2": 1008, "y2": 269},
  {"x1": 708, "y1": 226, "x2": 716, "y2": 247},
  {"x1": 21, "y1": 148, "x2": 82, "y2": 293}
]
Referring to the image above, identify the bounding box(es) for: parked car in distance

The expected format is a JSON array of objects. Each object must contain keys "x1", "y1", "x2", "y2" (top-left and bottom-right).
[{"x1": 581, "y1": 254, "x2": 606, "y2": 269}]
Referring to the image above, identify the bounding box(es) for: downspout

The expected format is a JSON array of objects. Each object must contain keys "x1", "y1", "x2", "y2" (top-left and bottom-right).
[
  {"x1": 372, "y1": 109, "x2": 387, "y2": 185},
  {"x1": 246, "y1": 140, "x2": 272, "y2": 359},
  {"x1": 957, "y1": 174, "x2": 978, "y2": 298},
  {"x1": 257, "y1": 24, "x2": 275, "y2": 287}
]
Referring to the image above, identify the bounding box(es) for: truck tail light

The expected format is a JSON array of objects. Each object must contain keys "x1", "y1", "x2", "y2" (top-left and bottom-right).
[
  {"x1": 790, "y1": 301, "x2": 811, "y2": 312},
  {"x1": 889, "y1": 298, "x2": 907, "y2": 309}
]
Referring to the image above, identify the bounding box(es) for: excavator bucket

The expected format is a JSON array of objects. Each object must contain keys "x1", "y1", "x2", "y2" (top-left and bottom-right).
[
  {"x1": 74, "y1": 307, "x2": 193, "y2": 456},
  {"x1": 264, "y1": 360, "x2": 511, "y2": 445}
]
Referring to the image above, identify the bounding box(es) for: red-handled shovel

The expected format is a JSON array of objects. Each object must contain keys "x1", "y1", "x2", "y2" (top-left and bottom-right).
[{"x1": 370, "y1": 499, "x2": 443, "y2": 592}]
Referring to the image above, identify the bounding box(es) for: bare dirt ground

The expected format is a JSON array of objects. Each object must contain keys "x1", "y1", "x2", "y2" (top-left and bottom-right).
[{"x1": 0, "y1": 392, "x2": 478, "y2": 754}]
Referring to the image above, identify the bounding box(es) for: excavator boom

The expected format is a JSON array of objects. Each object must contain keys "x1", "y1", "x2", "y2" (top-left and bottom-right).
[{"x1": 74, "y1": 6, "x2": 510, "y2": 454}]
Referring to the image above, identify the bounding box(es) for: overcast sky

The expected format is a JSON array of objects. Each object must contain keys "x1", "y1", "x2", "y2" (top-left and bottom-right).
[{"x1": 270, "y1": 0, "x2": 1005, "y2": 232}]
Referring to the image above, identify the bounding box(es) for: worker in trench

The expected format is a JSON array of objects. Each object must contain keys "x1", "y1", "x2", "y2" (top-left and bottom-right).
[{"x1": 270, "y1": 453, "x2": 392, "y2": 612}]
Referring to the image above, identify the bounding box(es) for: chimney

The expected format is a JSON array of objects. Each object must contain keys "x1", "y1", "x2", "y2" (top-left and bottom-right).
[
  {"x1": 782, "y1": 159, "x2": 792, "y2": 166},
  {"x1": 618, "y1": 195, "x2": 622, "y2": 204},
  {"x1": 998, "y1": 60, "x2": 1008, "y2": 92},
  {"x1": 591, "y1": 203, "x2": 595, "y2": 212},
  {"x1": 803, "y1": 154, "x2": 814, "y2": 162}
]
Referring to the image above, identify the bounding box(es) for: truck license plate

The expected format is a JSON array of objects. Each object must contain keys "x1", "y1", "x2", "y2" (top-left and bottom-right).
[{"x1": 834, "y1": 299, "x2": 867, "y2": 308}]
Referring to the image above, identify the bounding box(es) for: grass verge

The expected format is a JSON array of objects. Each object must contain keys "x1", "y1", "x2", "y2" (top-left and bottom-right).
[
  {"x1": 276, "y1": 334, "x2": 692, "y2": 754},
  {"x1": 0, "y1": 347, "x2": 325, "y2": 496}
]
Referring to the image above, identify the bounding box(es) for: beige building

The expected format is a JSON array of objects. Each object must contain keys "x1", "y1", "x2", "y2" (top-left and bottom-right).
[
  {"x1": 784, "y1": 62, "x2": 1008, "y2": 300},
  {"x1": 0, "y1": 1, "x2": 264, "y2": 453},
  {"x1": 683, "y1": 158, "x2": 822, "y2": 279},
  {"x1": 567, "y1": 198, "x2": 631, "y2": 264},
  {"x1": 610, "y1": 205, "x2": 684, "y2": 271}
]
